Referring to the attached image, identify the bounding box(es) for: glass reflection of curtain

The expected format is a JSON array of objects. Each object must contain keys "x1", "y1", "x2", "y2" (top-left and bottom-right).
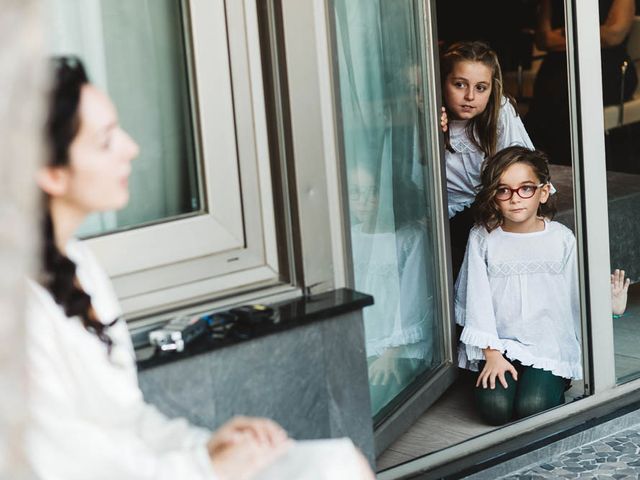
[
  {"x1": 334, "y1": 0, "x2": 435, "y2": 416},
  {"x1": 47, "y1": 0, "x2": 198, "y2": 236}
]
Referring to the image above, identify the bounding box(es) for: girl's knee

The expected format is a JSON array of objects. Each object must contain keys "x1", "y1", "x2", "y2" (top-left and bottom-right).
[
  {"x1": 479, "y1": 404, "x2": 513, "y2": 426},
  {"x1": 515, "y1": 370, "x2": 566, "y2": 419},
  {"x1": 474, "y1": 387, "x2": 515, "y2": 426},
  {"x1": 514, "y1": 392, "x2": 564, "y2": 420}
]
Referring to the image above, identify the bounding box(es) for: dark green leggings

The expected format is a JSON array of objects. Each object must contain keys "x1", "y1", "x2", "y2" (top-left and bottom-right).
[{"x1": 475, "y1": 359, "x2": 568, "y2": 426}]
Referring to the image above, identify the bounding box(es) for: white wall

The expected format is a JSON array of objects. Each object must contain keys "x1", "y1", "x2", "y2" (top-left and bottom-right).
[{"x1": 0, "y1": 1, "x2": 46, "y2": 478}]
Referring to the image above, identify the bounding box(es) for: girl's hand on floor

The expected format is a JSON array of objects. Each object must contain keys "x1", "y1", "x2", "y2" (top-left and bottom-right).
[
  {"x1": 477, "y1": 349, "x2": 518, "y2": 389},
  {"x1": 369, "y1": 348, "x2": 401, "y2": 386},
  {"x1": 611, "y1": 268, "x2": 630, "y2": 316},
  {"x1": 440, "y1": 106, "x2": 448, "y2": 133}
]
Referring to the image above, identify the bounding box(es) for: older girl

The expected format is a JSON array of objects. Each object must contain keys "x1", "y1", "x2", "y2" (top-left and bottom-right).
[{"x1": 440, "y1": 41, "x2": 534, "y2": 277}]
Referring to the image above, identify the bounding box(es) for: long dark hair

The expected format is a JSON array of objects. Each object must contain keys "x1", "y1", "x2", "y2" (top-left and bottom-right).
[
  {"x1": 42, "y1": 56, "x2": 116, "y2": 350},
  {"x1": 441, "y1": 41, "x2": 517, "y2": 157},
  {"x1": 474, "y1": 146, "x2": 556, "y2": 232}
]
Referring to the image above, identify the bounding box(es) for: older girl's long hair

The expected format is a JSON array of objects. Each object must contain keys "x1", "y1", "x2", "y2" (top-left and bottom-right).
[
  {"x1": 474, "y1": 146, "x2": 556, "y2": 232},
  {"x1": 441, "y1": 41, "x2": 516, "y2": 158}
]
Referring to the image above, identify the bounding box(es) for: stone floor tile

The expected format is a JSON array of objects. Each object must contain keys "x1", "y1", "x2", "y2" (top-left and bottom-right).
[{"x1": 495, "y1": 424, "x2": 640, "y2": 479}]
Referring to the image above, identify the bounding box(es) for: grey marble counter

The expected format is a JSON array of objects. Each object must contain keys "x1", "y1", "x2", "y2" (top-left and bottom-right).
[{"x1": 137, "y1": 290, "x2": 376, "y2": 464}]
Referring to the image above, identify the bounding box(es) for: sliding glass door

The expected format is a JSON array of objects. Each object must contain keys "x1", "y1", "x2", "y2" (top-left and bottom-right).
[{"x1": 329, "y1": 0, "x2": 456, "y2": 440}]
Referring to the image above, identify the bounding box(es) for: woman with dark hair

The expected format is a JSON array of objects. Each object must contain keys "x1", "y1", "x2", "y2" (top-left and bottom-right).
[{"x1": 26, "y1": 56, "x2": 374, "y2": 480}]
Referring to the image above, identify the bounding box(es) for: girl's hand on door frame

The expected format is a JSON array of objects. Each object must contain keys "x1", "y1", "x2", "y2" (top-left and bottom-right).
[
  {"x1": 611, "y1": 268, "x2": 630, "y2": 316},
  {"x1": 440, "y1": 106, "x2": 448, "y2": 133}
]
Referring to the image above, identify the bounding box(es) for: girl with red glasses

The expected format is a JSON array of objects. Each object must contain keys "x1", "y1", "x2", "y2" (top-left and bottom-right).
[{"x1": 455, "y1": 146, "x2": 628, "y2": 426}]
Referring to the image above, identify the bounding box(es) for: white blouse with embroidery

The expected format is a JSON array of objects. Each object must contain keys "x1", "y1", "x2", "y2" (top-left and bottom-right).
[
  {"x1": 446, "y1": 98, "x2": 534, "y2": 219},
  {"x1": 454, "y1": 221, "x2": 582, "y2": 380}
]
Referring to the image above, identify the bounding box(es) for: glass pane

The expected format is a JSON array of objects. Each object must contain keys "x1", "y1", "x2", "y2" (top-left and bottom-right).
[
  {"x1": 331, "y1": 0, "x2": 443, "y2": 418},
  {"x1": 46, "y1": 0, "x2": 200, "y2": 236},
  {"x1": 358, "y1": 1, "x2": 588, "y2": 469},
  {"x1": 600, "y1": 10, "x2": 640, "y2": 382},
  {"x1": 441, "y1": 0, "x2": 585, "y2": 415}
]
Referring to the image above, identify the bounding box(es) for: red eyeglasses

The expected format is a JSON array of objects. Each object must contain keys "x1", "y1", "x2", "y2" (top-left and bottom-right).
[{"x1": 495, "y1": 183, "x2": 545, "y2": 201}]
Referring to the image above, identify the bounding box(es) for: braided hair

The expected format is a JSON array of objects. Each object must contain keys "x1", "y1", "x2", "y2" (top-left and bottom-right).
[{"x1": 42, "y1": 57, "x2": 115, "y2": 350}]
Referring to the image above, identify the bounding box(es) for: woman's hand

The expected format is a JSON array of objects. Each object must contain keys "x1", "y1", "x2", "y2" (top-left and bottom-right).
[
  {"x1": 611, "y1": 268, "x2": 630, "y2": 316},
  {"x1": 535, "y1": 0, "x2": 567, "y2": 51},
  {"x1": 208, "y1": 416, "x2": 289, "y2": 455},
  {"x1": 440, "y1": 106, "x2": 448, "y2": 133},
  {"x1": 476, "y1": 349, "x2": 518, "y2": 389},
  {"x1": 210, "y1": 431, "x2": 291, "y2": 480},
  {"x1": 600, "y1": 0, "x2": 635, "y2": 48},
  {"x1": 208, "y1": 416, "x2": 291, "y2": 479}
]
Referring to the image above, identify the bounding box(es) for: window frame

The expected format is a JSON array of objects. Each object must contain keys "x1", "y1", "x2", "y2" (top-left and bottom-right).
[{"x1": 81, "y1": 0, "x2": 283, "y2": 318}]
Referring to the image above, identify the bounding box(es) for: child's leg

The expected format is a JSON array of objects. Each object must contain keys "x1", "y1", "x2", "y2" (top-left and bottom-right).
[
  {"x1": 513, "y1": 366, "x2": 567, "y2": 420},
  {"x1": 474, "y1": 364, "x2": 519, "y2": 426}
]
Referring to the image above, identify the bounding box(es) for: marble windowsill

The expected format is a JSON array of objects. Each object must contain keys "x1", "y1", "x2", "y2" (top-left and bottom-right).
[{"x1": 135, "y1": 288, "x2": 373, "y2": 371}]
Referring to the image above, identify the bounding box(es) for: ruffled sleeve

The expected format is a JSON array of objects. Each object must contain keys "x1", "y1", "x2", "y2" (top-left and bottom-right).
[{"x1": 454, "y1": 227, "x2": 503, "y2": 362}]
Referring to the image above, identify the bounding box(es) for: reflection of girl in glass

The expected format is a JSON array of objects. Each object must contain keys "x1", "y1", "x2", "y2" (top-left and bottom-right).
[
  {"x1": 349, "y1": 163, "x2": 435, "y2": 414},
  {"x1": 455, "y1": 146, "x2": 580, "y2": 426}
]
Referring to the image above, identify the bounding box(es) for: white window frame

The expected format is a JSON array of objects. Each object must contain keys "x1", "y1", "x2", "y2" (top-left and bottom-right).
[{"x1": 84, "y1": 0, "x2": 281, "y2": 318}]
